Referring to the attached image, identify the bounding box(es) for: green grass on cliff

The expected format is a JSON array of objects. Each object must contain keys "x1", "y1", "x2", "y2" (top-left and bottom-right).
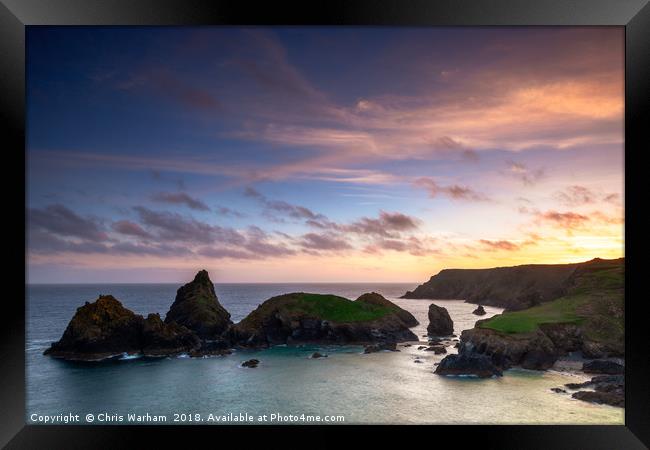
[
  {"x1": 478, "y1": 295, "x2": 587, "y2": 333},
  {"x1": 479, "y1": 259, "x2": 624, "y2": 335},
  {"x1": 287, "y1": 293, "x2": 393, "y2": 322}
]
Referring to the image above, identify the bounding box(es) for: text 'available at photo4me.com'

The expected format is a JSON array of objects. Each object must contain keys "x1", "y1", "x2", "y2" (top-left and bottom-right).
[{"x1": 29, "y1": 412, "x2": 347, "y2": 424}]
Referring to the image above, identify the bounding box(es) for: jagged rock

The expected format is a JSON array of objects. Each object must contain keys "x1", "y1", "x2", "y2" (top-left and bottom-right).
[
  {"x1": 142, "y1": 313, "x2": 201, "y2": 357},
  {"x1": 427, "y1": 303, "x2": 454, "y2": 336},
  {"x1": 241, "y1": 359, "x2": 259, "y2": 368},
  {"x1": 44, "y1": 295, "x2": 146, "y2": 361},
  {"x1": 425, "y1": 345, "x2": 447, "y2": 354},
  {"x1": 229, "y1": 292, "x2": 418, "y2": 347},
  {"x1": 472, "y1": 305, "x2": 486, "y2": 316},
  {"x1": 364, "y1": 342, "x2": 398, "y2": 353},
  {"x1": 165, "y1": 270, "x2": 232, "y2": 339},
  {"x1": 572, "y1": 390, "x2": 624, "y2": 407},
  {"x1": 583, "y1": 360, "x2": 624, "y2": 374},
  {"x1": 459, "y1": 327, "x2": 558, "y2": 370},
  {"x1": 417, "y1": 346, "x2": 427, "y2": 350},
  {"x1": 435, "y1": 353, "x2": 503, "y2": 378}
]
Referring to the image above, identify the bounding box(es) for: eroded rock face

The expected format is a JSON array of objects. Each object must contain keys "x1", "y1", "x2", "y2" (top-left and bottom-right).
[
  {"x1": 572, "y1": 390, "x2": 624, "y2": 407},
  {"x1": 164, "y1": 270, "x2": 232, "y2": 339},
  {"x1": 435, "y1": 353, "x2": 503, "y2": 378},
  {"x1": 229, "y1": 292, "x2": 418, "y2": 348},
  {"x1": 583, "y1": 360, "x2": 624, "y2": 374},
  {"x1": 44, "y1": 295, "x2": 145, "y2": 361},
  {"x1": 459, "y1": 327, "x2": 558, "y2": 370},
  {"x1": 142, "y1": 313, "x2": 201, "y2": 357},
  {"x1": 427, "y1": 303, "x2": 454, "y2": 336},
  {"x1": 44, "y1": 296, "x2": 204, "y2": 361}
]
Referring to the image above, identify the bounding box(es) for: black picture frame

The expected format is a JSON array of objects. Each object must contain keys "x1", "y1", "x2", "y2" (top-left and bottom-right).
[{"x1": 2, "y1": 0, "x2": 648, "y2": 448}]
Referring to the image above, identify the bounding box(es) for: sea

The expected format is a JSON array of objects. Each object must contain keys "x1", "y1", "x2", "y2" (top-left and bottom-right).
[{"x1": 26, "y1": 283, "x2": 624, "y2": 425}]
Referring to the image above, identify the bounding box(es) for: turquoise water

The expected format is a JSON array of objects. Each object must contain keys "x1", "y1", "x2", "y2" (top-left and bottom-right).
[{"x1": 26, "y1": 283, "x2": 624, "y2": 425}]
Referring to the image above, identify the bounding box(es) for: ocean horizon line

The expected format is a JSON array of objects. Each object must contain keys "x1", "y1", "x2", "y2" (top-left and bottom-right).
[{"x1": 27, "y1": 281, "x2": 421, "y2": 286}]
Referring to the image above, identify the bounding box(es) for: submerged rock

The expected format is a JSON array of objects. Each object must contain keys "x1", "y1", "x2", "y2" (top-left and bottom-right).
[
  {"x1": 550, "y1": 387, "x2": 567, "y2": 393},
  {"x1": 472, "y1": 305, "x2": 486, "y2": 316},
  {"x1": 241, "y1": 359, "x2": 260, "y2": 368},
  {"x1": 364, "y1": 342, "x2": 398, "y2": 353},
  {"x1": 164, "y1": 270, "x2": 232, "y2": 339},
  {"x1": 435, "y1": 353, "x2": 503, "y2": 378},
  {"x1": 427, "y1": 303, "x2": 454, "y2": 336},
  {"x1": 310, "y1": 352, "x2": 327, "y2": 359},
  {"x1": 425, "y1": 345, "x2": 447, "y2": 354}
]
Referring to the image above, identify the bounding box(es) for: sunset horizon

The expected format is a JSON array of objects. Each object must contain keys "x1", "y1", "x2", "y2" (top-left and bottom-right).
[{"x1": 27, "y1": 27, "x2": 624, "y2": 284}]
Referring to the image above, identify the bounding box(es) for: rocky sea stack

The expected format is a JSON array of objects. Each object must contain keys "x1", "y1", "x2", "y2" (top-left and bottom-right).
[
  {"x1": 165, "y1": 270, "x2": 232, "y2": 339},
  {"x1": 229, "y1": 292, "x2": 418, "y2": 347},
  {"x1": 427, "y1": 303, "x2": 453, "y2": 336},
  {"x1": 46, "y1": 274, "x2": 420, "y2": 360},
  {"x1": 43, "y1": 295, "x2": 200, "y2": 361}
]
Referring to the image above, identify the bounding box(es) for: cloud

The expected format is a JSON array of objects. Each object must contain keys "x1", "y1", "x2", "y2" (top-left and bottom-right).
[
  {"x1": 345, "y1": 211, "x2": 420, "y2": 238},
  {"x1": 216, "y1": 206, "x2": 246, "y2": 218},
  {"x1": 245, "y1": 187, "x2": 325, "y2": 221},
  {"x1": 506, "y1": 161, "x2": 545, "y2": 186},
  {"x1": 111, "y1": 220, "x2": 153, "y2": 239},
  {"x1": 536, "y1": 210, "x2": 590, "y2": 229},
  {"x1": 299, "y1": 233, "x2": 352, "y2": 251},
  {"x1": 414, "y1": 177, "x2": 489, "y2": 201},
  {"x1": 555, "y1": 185, "x2": 622, "y2": 207},
  {"x1": 151, "y1": 192, "x2": 210, "y2": 211},
  {"x1": 133, "y1": 206, "x2": 244, "y2": 244},
  {"x1": 479, "y1": 239, "x2": 520, "y2": 251},
  {"x1": 28, "y1": 204, "x2": 108, "y2": 241},
  {"x1": 116, "y1": 68, "x2": 220, "y2": 111}
]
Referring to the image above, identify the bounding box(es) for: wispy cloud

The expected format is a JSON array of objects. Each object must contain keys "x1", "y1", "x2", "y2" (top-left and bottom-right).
[
  {"x1": 414, "y1": 177, "x2": 490, "y2": 201},
  {"x1": 151, "y1": 191, "x2": 210, "y2": 211}
]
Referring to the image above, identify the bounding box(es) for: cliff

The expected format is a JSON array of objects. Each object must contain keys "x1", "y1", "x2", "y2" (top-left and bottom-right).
[
  {"x1": 436, "y1": 257, "x2": 624, "y2": 373},
  {"x1": 402, "y1": 257, "x2": 623, "y2": 311}
]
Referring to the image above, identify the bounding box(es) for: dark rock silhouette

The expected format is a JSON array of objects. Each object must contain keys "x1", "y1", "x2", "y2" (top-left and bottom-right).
[
  {"x1": 435, "y1": 353, "x2": 502, "y2": 378},
  {"x1": 427, "y1": 303, "x2": 453, "y2": 336},
  {"x1": 472, "y1": 305, "x2": 486, "y2": 316},
  {"x1": 164, "y1": 270, "x2": 232, "y2": 339}
]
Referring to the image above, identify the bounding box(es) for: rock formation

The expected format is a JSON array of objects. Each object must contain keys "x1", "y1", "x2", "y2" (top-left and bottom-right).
[
  {"x1": 229, "y1": 292, "x2": 418, "y2": 347},
  {"x1": 472, "y1": 305, "x2": 486, "y2": 315},
  {"x1": 427, "y1": 303, "x2": 454, "y2": 336},
  {"x1": 44, "y1": 295, "x2": 201, "y2": 361},
  {"x1": 164, "y1": 270, "x2": 232, "y2": 339},
  {"x1": 434, "y1": 352, "x2": 503, "y2": 378},
  {"x1": 142, "y1": 313, "x2": 201, "y2": 357}
]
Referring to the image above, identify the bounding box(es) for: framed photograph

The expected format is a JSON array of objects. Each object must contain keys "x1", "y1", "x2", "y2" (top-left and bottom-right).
[{"x1": 2, "y1": 0, "x2": 648, "y2": 447}]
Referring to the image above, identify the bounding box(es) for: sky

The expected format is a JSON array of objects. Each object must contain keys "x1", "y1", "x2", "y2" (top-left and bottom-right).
[{"x1": 26, "y1": 26, "x2": 624, "y2": 283}]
